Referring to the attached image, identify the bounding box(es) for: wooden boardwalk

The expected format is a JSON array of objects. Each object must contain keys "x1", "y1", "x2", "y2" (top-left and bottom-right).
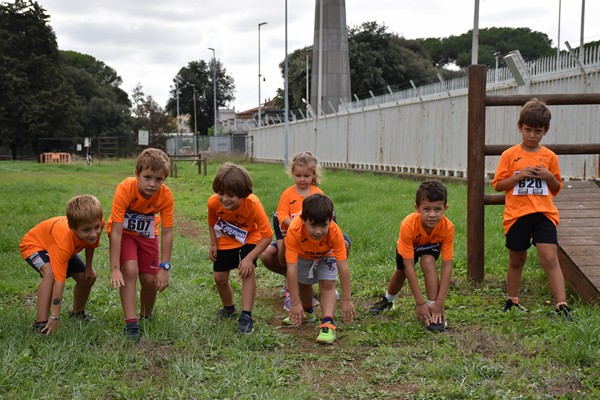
[{"x1": 554, "y1": 180, "x2": 600, "y2": 303}]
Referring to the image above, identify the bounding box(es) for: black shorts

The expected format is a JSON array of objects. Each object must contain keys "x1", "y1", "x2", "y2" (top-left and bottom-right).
[
  {"x1": 505, "y1": 212, "x2": 558, "y2": 251},
  {"x1": 25, "y1": 250, "x2": 86, "y2": 278},
  {"x1": 395, "y1": 243, "x2": 441, "y2": 270},
  {"x1": 213, "y1": 244, "x2": 257, "y2": 272}
]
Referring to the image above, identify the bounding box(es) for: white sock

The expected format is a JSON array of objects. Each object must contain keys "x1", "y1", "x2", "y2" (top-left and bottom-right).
[{"x1": 385, "y1": 293, "x2": 396, "y2": 302}]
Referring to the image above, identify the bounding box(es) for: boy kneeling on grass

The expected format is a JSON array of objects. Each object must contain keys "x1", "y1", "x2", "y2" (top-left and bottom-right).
[
  {"x1": 284, "y1": 193, "x2": 355, "y2": 344},
  {"x1": 20, "y1": 194, "x2": 104, "y2": 335}
]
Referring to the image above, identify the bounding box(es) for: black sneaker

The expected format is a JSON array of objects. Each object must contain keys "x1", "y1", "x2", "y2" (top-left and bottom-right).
[
  {"x1": 502, "y1": 299, "x2": 528, "y2": 312},
  {"x1": 216, "y1": 307, "x2": 236, "y2": 319},
  {"x1": 426, "y1": 320, "x2": 447, "y2": 332},
  {"x1": 369, "y1": 297, "x2": 393, "y2": 315},
  {"x1": 237, "y1": 314, "x2": 254, "y2": 334},
  {"x1": 123, "y1": 324, "x2": 142, "y2": 340},
  {"x1": 555, "y1": 304, "x2": 573, "y2": 321},
  {"x1": 68, "y1": 310, "x2": 94, "y2": 321}
]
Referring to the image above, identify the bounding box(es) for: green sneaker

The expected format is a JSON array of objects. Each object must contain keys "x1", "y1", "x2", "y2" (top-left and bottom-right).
[
  {"x1": 283, "y1": 311, "x2": 316, "y2": 325},
  {"x1": 316, "y1": 322, "x2": 336, "y2": 344}
]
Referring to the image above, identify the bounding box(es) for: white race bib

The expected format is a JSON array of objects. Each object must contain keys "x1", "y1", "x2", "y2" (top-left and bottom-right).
[
  {"x1": 123, "y1": 211, "x2": 155, "y2": 238},
  {"x1": 512, "y1": 172, "x2": 549, "y2": 196},
  {"x1": 214, "y1": 219, "x2": 249, "y2": 244}
]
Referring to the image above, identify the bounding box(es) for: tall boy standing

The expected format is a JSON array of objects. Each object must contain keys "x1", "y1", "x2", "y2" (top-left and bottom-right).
[
  {"x1": 20, "y1": 194, "x2": 104, "y2": 335},
  {"x1": 369, "y1": 179, "x2": 454, "y2": 332},
  {"x1": 492, "y1": 98, "x2": 572, "y2": 319},
  {"x1": 108, "y1": 148, "x2": 174, "y2": 339}
]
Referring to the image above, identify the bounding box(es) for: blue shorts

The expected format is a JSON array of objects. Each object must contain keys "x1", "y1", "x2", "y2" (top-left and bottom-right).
[
  {"x1": 505, "y1": 212, "x2": 558, "y2": 251},
  {"x1": 24, "y1": 250, "x2": 86, "y2": 278},
  {"x1": 395, "y1": 243, "x2": 441, "y2": 270},
  {"x1": 213, "y1": 244, "x2": 257, "y2": 272},
  {"x1": 295, "y1": 256, "x2": 338, "y2": 285}
]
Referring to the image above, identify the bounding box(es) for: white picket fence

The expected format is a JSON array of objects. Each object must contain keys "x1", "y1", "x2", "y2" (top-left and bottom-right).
[{"x1": 251, "y1": 46, "x2": 600, "y2": 180}]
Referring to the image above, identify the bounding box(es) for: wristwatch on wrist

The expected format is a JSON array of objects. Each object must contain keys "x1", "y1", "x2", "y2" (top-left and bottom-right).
[{"x1": 159, "y1": 262, "x2": 172, "y2": 271}]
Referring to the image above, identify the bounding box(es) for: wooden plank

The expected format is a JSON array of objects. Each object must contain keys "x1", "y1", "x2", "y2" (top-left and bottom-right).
[
  {"x1": 557, "y1": 249, "x2": 599, "y2": 303},
  {"x1": 558, "y1": 237, "x2": 600, "y2": 246},
  {"x1": 554, "y1": 201, "x2": 600, "y2": 209},
  {"x1": 558, "y1": 218, "x2": 600, "y2": 227},
  {"x1": 559, "y1": 209, "x2": 600, "y2": 218}
]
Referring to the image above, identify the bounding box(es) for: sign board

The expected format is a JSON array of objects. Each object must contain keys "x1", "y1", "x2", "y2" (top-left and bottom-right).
[
  {"x1": 77, "y1": 144, "x2": 82, "y2": 151},
  {"x1": 138, "y1": 130, "x2": 149, "y2": 146},
  {"x1": 84, "y1": 137, "x2": 91, "y2": 148}
]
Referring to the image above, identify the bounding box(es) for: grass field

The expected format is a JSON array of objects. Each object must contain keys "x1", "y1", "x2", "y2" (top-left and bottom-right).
[{"x1": 0, "y1": 158, "x2": 598, "y2": 399}]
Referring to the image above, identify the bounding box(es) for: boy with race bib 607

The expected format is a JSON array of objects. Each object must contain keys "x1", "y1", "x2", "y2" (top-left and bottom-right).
[{"x1": 108, "y1": 148, "x2": 175, "y2": 339}]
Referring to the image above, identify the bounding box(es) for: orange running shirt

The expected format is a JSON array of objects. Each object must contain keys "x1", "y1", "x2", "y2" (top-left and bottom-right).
[
  {"x1": 492, "y1": 144, "x2": 561, "y2": 234},
  {"x1": 397, "y1": 212, "x2": 454, "y2": 261},
  {"x1": 20, "y1": 217, "x2": 104, "y2": 282},
  {"x1": 284, "y1": 214, "x2": 347, "y2": 263},
  {"x1": 276, "y1": 185, "x2": 323, "y2": 230},
  {"x1": 207, "y1": 194, "x2": 273, "y2": 250},
  {"x1": 107, "y1": 177, "x2": 174, "y2": 238}
]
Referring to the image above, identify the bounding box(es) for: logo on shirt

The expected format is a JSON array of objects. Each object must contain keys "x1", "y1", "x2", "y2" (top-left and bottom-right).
[{"x1": 513, "y1": 157, "x2": 522, "y2": 162}]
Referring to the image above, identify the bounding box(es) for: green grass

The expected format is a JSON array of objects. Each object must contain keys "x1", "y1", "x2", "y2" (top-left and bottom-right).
[{"x1": 0, "y1": 158, "x2": 598, "y2": 399}]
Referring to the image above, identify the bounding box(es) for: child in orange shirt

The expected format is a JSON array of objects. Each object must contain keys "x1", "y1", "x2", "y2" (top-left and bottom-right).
[
  {"x1": 20, "y1": 194, "x2": 104, "y2": 335},
  {"x1": 284, "y1": 193, "x2": 355, "y2": 344},
  {"x1": 492, "y1": 98, "x2": 572, "y2": 319},
  {"x1": 108, "y1": 148, "x2": 174, "y2": 339},
  {"x1": 208, "y1": 163, "x2": 273, "y2": 334},
  {"x1": 260, "y1": 152, "x2": 349, "y2": 310},
  {"x1": 369, "y1": 179, "x2": 454, "y2": 332}
]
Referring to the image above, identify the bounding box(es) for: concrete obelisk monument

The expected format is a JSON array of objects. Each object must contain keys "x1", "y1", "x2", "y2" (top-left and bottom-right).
[{"x1": 310, "y1": 0, "x2": 351, "y2": 117}]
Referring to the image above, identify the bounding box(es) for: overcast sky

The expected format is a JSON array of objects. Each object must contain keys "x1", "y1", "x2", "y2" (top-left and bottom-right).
[{"x1": 37, "y1": 0, "x2": 599, "y2": 113}]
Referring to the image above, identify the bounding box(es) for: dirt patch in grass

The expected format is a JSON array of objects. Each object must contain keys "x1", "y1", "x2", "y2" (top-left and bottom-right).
[{"x1": 174, "y1": 214, "x2": 209, "y2": 246}]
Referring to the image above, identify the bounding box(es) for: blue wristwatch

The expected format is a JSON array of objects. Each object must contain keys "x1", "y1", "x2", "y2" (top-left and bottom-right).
[{"x1": 159, "y1": 262, "x2": 172, "y2": 271}]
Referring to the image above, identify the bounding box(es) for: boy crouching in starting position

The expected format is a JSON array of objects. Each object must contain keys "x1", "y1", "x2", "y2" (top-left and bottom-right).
[
  {"x1": 369, "y1": 179, "x2": 454, "y2": 332},
  {"x1": 284, "y1": 193, "x2": 355, "y2": 344}
]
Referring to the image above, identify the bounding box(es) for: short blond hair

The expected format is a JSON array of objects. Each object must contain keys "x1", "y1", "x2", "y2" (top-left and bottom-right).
[
  {"x1": 66, "y1": 194, "x2": 103, "y2": 229},
  {"x1": 287, "y1": 151, "x2": 322, "y2": 186},
  {"x1": 135, "y1": 148, "x2": 170, "y2": 177}
]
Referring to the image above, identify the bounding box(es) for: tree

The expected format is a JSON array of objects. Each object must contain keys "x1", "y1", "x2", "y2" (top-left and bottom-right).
[
  {"x1": 275, "y1": 22, "x2": 441, "y2": 110},
  {"x1": 166, "y1": 59, "x2": 235, "y2": 136},
  {"x1": 131, "y1": 83, "x2": 172, "y2": 146},
  {"x1": 61, "y1": 51, "x2": 131, "y2": 138},
  {"x1": 420, "y1": 27, "x2": 555, "y2": 69},
  {"x1": 0, "y1": 0, "x2": 79, "y2": 158}
]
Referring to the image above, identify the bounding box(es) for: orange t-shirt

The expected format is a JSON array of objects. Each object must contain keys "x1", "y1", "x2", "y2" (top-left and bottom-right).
[
  {"x1": 207, "y1": 194, "x2": 273, "y2": 250},
  {"x1": 492, "y1": 144, "x2": 562, "y2": 233},
  {"x1": 284, "y1": 214, "x2": 347, "y2": 263},
  {"x1": 276, "y1": 185, "x2": 323, "y2": 230},
  {"x1": 107, "y1": 177, "x2": 174, "y2": 238},
  {"x1": 397, "y1": 212, "x2": 454, "y2": 261},
  {"x1": 20, "y1": 217, "x2": 104, "y2": 282}
]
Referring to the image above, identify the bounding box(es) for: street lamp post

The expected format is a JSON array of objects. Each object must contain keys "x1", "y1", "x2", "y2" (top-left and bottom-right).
[
  {"x1": 175, "y1": 76, "x2": 180, "y2": 155},
  {"x1": 258, "y1": 22, "x2": 267, "y2": 129},
  {"x1": 208, "y1": 47, "x2": 217, "y2": 136},
  {"x1": 191, "y1": 83, "x2": 197, "y2": 154}
]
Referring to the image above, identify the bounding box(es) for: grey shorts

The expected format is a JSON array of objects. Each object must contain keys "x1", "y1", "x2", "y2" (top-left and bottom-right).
[{"x1": 296, "y1": 256, "x2": 338, "y2": 285}]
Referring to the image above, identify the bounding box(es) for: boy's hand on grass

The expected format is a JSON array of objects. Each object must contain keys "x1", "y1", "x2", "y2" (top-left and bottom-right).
[
  {"x1": 155, "y1": 269, "x2": 169, "y2": 292},
  {"x1": 341, "y1": 299, "x2": 355, "y2": 323},
  {"x1": 429, "y1": 301, "x2": 445, "y2": 324},
  {"x1": 290, "y1": 303, "x2": 304, "y2": 326},
  {"x1": 110, "y1": 270, "x2": 125, "y2": 288},
  {"x1": 415, "y1": 303, "x2": 431, "y2": 325},
  {"x1": 41, "y1": 319, "x2": 60, "y2": 335}
]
